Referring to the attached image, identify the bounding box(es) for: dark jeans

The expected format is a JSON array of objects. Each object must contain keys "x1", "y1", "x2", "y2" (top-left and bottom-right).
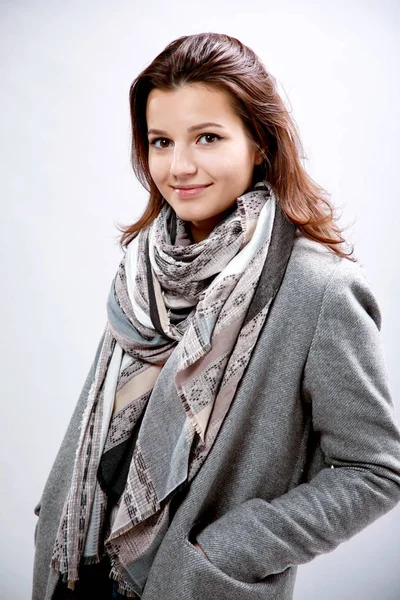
[{"x1": 53, "y1": 554, "x2": 133, "y2": 599}]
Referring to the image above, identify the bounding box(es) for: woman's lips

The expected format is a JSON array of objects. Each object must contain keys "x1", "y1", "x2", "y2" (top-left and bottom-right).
[{"x1": 173, "y1": 184, "x2": 212, "y2": 198}]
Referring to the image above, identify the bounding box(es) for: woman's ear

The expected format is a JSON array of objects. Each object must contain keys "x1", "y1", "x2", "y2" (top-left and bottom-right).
[{"x1": 254, "y1": 147, "x2": 265, "y2": 166}]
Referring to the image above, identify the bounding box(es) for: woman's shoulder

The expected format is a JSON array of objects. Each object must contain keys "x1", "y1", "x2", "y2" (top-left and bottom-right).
[
  {"x1": 288, "y1": 230, "x2": 366, "y2": 291},
  {"x1": 280, "y1": 231, "x2": 379, "y2": 324}
]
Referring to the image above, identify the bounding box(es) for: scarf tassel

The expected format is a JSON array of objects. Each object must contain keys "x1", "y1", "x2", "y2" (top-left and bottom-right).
[{"x1": 109, "y1": 565, "x2": 141, "y2": 598}]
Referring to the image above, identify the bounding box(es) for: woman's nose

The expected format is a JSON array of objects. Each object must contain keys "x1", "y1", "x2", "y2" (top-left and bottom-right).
[{"x1": 169, "y1": 146, "x2": 197, "y2": 177}]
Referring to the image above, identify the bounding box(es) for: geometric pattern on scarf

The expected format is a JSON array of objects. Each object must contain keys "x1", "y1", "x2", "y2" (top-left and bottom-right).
[{"x1": 50, "y1": 181, "x2": 294, "y2": 597}]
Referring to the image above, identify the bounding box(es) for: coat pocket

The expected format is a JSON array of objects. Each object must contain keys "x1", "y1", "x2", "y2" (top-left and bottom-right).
[
  {"x1": 142, "y1": 518, "x2": 296, "y2": 600},
  {"x1": 183, "y1": 532, "x2": 296, "y2": 600}
]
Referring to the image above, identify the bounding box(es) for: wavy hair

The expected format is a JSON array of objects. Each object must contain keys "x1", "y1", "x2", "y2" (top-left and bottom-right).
[{"x1": 117, "y1": 32, "x2": 355, "y2": 261}]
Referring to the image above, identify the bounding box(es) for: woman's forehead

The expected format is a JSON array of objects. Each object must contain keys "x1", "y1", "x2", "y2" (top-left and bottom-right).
[{"x1": 146, "y1": 84, "x2": 239, "y2": 131}]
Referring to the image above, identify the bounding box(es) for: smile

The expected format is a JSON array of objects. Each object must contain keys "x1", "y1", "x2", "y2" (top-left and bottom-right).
[{"x1": 173, "y1": 184, "x2": 212, "y2": 198}]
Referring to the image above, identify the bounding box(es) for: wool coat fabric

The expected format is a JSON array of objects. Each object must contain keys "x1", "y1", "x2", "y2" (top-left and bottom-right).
[{"x1": 32, "y1": 231, "x2": 400, "y2": 600}]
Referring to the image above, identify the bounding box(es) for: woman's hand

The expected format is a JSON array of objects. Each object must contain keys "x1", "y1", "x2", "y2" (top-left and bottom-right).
[{"x1": 194, "y1": 540, "x2": 210, "y2": 561}]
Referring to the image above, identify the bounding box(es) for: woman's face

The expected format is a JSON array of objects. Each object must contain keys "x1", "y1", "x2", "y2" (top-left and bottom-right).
[{"x1": 146, "y1": 83, "x2": 264, "y2": 243}]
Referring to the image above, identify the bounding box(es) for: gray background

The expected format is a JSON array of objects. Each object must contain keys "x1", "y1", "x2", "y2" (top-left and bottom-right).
[{"x1": 1, "y1": 0, "x2": 399, "y2": 598}]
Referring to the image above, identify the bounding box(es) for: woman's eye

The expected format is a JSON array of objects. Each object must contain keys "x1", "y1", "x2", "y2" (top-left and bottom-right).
[
  {"x1": 198, "y1": 133, "x2": 221, "y2": 144},
  {"x1": 149, "y1": 133, "x2": 221, "y2": 149},
  {"x1": 150, "y1": 138, "x2": 171, "y2": 149}
]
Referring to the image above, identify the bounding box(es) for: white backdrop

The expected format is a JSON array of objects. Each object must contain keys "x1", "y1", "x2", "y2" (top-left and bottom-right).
[{"x1": 1, "y1": 0, "x2": 399, "y2": 598}]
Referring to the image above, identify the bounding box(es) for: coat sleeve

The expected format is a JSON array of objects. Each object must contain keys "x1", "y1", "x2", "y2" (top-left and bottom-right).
[{"x1": 195, "y1": 259, "x2": 400, "y2": 583}]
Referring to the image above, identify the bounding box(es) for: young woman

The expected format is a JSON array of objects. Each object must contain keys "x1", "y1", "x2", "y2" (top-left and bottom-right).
[{"x1": 32, "y1": 32, "x2": 400, "y2": 600}]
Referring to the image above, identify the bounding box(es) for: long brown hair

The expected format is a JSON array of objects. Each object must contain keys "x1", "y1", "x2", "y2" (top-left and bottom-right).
[{"x1": 117, "y1": 32, "x2": 355, "y2": 261}]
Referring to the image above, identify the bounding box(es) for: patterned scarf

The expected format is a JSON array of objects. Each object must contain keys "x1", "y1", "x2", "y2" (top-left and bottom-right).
[{"x1": 50, "y1": 181, "x2": 287, "y2": 597}]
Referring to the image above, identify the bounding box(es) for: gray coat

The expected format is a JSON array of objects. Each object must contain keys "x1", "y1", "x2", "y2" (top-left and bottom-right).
[{"x1": 32, "y1": 232, "x2": 400, "y2": 600}]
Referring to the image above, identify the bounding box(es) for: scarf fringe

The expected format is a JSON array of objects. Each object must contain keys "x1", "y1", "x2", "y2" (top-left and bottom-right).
[
  {"x1": 52, "y1": 557, "x2": 140, "y2": 597},
  {"x1": 81, "y1": 553, "x2": 103, "y2": 566},
  {"x1": 50, "y1": 554, "x2": 102, "y2": 590},
  {"x1": 50, "y1": 558, "x2": 79, "y2": 590},
  {"x1": 109, "y1": 565, "x2": 141, "y2": 598}
]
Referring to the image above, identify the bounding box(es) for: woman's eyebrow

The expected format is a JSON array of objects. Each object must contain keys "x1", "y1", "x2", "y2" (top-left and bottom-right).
[{"x1": 147, "y1": 122, "x2": 225, "y2": 136}]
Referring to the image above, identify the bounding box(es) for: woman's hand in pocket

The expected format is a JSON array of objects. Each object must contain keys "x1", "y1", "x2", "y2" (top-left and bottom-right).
[{"x1": 194, "y1": 540, "x2": 210, "y2": 561}]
